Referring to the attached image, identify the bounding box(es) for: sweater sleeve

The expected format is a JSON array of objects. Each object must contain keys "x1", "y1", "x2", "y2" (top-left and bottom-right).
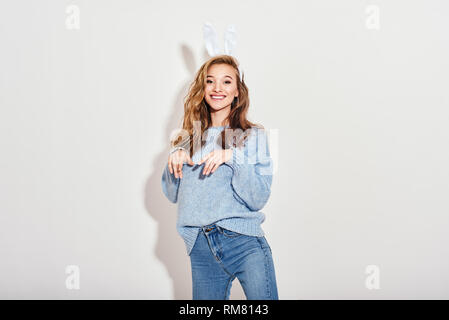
[
  {"x1": 161, "y1": 147, "x2": 185, "y2": 203},
  {"x1": 225, "y1": 128, "x2": 273, "y2": 211}
]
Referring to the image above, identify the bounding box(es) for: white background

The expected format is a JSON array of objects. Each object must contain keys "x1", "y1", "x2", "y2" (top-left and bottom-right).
[{"x1": 1, "y1": 0, "x2": 448, "y2": 299}]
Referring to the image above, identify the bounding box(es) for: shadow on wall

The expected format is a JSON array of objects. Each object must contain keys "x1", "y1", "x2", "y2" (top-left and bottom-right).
[{"x1": 143, "y1": 44, "x2": 246, "y2": 299}]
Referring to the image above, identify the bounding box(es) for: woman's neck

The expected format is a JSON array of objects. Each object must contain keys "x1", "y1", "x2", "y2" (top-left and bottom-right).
[{"x1": 210, "y1": 106, "x2": 231, "y2": 127}]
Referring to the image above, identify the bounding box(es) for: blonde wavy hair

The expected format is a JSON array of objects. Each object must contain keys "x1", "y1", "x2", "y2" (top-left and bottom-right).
[{"x1": 171, "y1": 54, "x2": 263, "y2": 156}]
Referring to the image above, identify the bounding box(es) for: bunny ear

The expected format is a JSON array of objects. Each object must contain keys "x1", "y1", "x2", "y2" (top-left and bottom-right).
[
  {"x1": 224, "y1": 24, "x2": 237, "y2": 55},
  {"x1": 203, "y1": 22, "x2": 221, "y2": 56}
]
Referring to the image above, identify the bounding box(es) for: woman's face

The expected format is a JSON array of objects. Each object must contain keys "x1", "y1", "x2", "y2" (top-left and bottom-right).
[{"x1": 204, "y1": 63, "x2": 239, "y2": 112}]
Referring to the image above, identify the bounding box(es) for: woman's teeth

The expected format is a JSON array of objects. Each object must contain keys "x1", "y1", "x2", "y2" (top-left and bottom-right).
[{"x1": 211, "y1": 95, "x2": 226, "y2": 100}]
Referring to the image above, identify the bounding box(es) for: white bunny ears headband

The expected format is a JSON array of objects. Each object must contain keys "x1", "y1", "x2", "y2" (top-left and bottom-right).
[{"x1": 202, "y1": 22, "x2": 244, "y2": 81}]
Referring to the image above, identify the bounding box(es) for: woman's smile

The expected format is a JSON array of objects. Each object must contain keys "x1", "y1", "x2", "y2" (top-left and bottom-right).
[{"x1": 210, "y1": 95, "x2": 226, "y2": 100}]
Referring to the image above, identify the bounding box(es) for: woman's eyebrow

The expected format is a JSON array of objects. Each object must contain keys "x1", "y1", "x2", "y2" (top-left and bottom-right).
[{"x1": 206, "y1": 75, "x2": 233, "y2": 79}]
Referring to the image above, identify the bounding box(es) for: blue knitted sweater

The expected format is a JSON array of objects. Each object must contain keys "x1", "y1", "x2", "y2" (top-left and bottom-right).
[{"x1": 161, "y1": 125, "x2": 273, "y2": 256}]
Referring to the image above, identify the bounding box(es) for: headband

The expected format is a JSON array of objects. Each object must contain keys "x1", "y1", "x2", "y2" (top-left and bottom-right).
[{"x1": 202, "y1": 22, "x2": 244, "y2": 81}]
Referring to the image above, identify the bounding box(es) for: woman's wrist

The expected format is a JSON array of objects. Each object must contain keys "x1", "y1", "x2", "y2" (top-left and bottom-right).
[{"x1": 170, "y1": 146, "x2": 186, "y2": 155}]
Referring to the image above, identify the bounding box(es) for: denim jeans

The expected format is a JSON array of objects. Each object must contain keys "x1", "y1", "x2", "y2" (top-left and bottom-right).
[{"x1": 189, "y1": 223, "x2": 279, "y2": 300}]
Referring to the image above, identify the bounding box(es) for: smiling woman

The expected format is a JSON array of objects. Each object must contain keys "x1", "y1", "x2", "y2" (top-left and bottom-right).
[{"x1": 161, "y1": 54, "x2": 279, "y2": 300}]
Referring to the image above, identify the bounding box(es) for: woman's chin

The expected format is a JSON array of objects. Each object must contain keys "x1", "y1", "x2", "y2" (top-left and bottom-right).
[{"x1": 208, "y1": 102, "x2": 229, "y2": 111}]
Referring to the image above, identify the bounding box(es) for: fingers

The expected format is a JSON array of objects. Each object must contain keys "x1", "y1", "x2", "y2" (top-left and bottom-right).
[
  {"x1": 169, "y1": 150, "x2": 223, "y2": 178},
  {"x1": 171, "y1": 160, "x2": 179, "y2": 179},
  {"x1": 168, "y1": 159, "x2": 173, "y2": 175},
  {"x1": 177, "y1": 161, "x2": 183, "y2": 179},
  {"x1": 201, "y1": 151, "x2": 227, "y2": 175},
  {"x1": 203, "y1": 159, "x2": 219, "y2": 176},
  {"x1": 168, "y1": 150, "x2": 184, "y2": 179},
  {"x1": 209, "y1": 162, "x2": 219, "y2": 174},
  {"x1": 201, "y1": 152, "x2": 213, "y2": 175},
  {"x1": 186, "y1": 155, "x2": 194, "y2": 166},
  {"x1": 174, "y1": 149, "x2": 194, "y2": 179},
  {"x1": 198, "y1": 153, "x2": 211, "y2": 165},
  {"x1": 202, "y1": 159, "x2": 211, "y2": 175}
]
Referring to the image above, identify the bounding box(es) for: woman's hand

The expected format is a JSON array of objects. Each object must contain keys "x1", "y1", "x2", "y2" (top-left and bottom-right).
[
  {"x1": 168, "y1": 149, "x2": 194, "y2": 179},
  {"x1": 198, "y1": 149, "x2": 233, "y2": 176}
]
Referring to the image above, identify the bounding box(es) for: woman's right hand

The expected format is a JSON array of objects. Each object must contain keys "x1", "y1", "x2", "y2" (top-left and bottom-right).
[{"x1": 168, "y1": 148, "x2": 194, "y2": 179}]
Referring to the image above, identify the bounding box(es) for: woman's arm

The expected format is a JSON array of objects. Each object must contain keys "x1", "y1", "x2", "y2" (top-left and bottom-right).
[
  {"x1": 225, "y1": 128, "x2": 273, "y2": 211},
  {"x1": 161, "y1": 147, "x2": 185, "y2": 203}
]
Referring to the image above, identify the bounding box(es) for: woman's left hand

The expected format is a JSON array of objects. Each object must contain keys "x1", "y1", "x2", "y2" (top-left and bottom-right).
[{"x1": 198, "y1": 149, "x2": 233, "y2": 176}]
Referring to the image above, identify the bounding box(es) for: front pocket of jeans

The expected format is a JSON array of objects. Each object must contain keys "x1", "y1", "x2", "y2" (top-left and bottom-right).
[{"x1": 220, "y1": 227, "x2": 243, "y2": 238}]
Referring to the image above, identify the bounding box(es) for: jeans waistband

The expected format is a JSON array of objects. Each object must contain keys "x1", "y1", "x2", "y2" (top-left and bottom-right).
[{"x1": 202, "y1": 223, "x2": 220, "y2": 233}]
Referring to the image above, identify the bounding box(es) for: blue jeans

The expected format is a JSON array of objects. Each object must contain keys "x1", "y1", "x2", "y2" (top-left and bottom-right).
[{"x1": 189, "y1": 223, "x2": 279, "y2": 300}]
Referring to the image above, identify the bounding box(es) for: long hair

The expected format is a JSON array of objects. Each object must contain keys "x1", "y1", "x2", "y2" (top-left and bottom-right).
[{"x1": 171, "y1": 54, "x2": 263, "y2": 156}]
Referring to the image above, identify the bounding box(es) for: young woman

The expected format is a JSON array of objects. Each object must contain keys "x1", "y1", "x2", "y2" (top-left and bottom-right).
[{"x1": 161, "y1": 54, "x2": 278, "y2": 300}]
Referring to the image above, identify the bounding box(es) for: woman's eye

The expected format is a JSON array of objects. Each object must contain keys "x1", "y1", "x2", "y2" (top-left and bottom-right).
[{"x1": 206, "y1": 80, "x2": 232, "y2": 84}]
